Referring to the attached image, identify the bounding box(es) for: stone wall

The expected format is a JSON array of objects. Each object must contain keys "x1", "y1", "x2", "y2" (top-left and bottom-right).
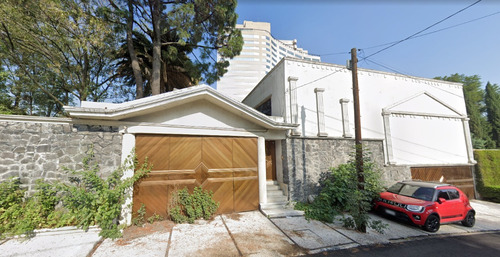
[
  {"x1": 0, "y1": 117, "x2": 122, "y2": 194},
  {"x1": 281, "y1": 137, "x2": 411, "y2": 202}
]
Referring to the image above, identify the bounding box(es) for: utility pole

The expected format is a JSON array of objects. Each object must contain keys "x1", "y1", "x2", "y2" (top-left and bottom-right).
[{"x1": 350, "y1": 48, "x2": 366, "y2": 233}]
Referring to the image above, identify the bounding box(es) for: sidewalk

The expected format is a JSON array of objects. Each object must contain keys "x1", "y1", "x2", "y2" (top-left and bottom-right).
[{"x1": 1, "y1": 200, "x2": 499, "y2": 257}]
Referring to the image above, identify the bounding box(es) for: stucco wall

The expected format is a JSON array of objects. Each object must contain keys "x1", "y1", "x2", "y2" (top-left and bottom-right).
[
  {"x1": 0, "y1": 117, "x2": 122, "y2": 194},
  {"x1": 245, "y1": 58, "x2": 473, "y2": 167},
  {"x1": 281, "y1": 137, "x2": 411, "y2": 202}
]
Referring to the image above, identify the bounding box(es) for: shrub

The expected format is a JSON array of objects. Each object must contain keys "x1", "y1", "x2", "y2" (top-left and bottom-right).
[
  {"x1": 60, "y1": 148, "x2": 150, "y2": 238},
  {"x1": 296, "y1": 150, "x2": 386, "y2": 233},
  {"x1": 169, "y1": 187, "x2": 219, "y2": 223},
  {"x1": 0, "y1": 179, "x2": 75, "y2": 238},
  {"x1": 474, "y1": 150, "x2": 500, "y2": 203}
]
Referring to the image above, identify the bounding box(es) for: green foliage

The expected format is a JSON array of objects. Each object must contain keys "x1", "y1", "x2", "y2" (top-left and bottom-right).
[
  {"x1": 0, "y1": 179, "x2": 75, "y2": 238},
  {"x1": 474, "y1": 150, "x2": 500, "y2": 203},
  {"x1": 485, "y1": 82, "x2": 500, "y2": 148},
  {"x1": 296, "y1": 151, "x2": 386, "y2": 233},
  {"x1": 435, "y1": 74, "x2": 495, "y2": 148},
  {"x1": 61, "y1": 147, "x2": 150, "y2": 239},
  {"x1": 169, "y1": 187, "x2": 219, "y2": 224},
  {"x1": 0, "y1": 148, "x2": 151, "y2": 239},
  {"x1": 147, "y1": 213, "x2": 163, "y2": 224},
  {"x1": 132, "y1": 204, "x2": 146, "y2": 226}
]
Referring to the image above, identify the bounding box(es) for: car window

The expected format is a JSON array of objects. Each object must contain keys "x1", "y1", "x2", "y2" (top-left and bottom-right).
[
  {"x1": 437, "y1": 191, "x2": 450, "y2": 200},
  {"x1": 387, "y1": 183, "x2": 404, "y2": 193},
  {"x1": 447, "y1": 189, "x2": 460, "y2": 200},
  {"x1": 412, "y1": 187, "x2": 435, "y2": 201}
]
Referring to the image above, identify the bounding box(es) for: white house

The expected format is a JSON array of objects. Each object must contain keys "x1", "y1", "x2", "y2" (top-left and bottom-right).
[
  {"x1": 65, "y1": 85, "x2": 297, "y2": 222},
  {"x1": 243, "y1": 57, "x2": 476, "y2": 202}
]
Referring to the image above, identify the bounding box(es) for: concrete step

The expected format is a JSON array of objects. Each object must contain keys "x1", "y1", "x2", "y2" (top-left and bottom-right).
[
  {"x1": 261, "y1": 208, "x2": 304, "y2": 218},
  {"x1": 267, "y1": 194, "x2": 287, "y2": 203},
  {"x1": 266, "y1": 190, "x2": 284, "y2": 197},
  {"x1": 266, "y1": 184, "x2": 281, "y2": 191},
  {"x1": 260, "y1": 202, "x2": 289, "y2": 209},
  {"x1": 266, "y1": 181, "x2": 278, "y2": 186}
]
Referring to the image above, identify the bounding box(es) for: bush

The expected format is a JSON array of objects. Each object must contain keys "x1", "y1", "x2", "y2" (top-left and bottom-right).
[
  {"x1": 296, "y1": 150, "x2": 386, "y2": 233},
  {"x1": 60, "y1": 148, "x2": 150, "y2": 238},
  {"x1": 0, "y1": 148, "x2": 151, "y2": 239},
  {"x1": 0, "y1": 179, "x2": 75, "y2": 238},
  {"x1": 474, "y1": 150, "x2": 500, "y2": 203},
  {"x1": 169, "y1": 187, "x2": 219, "y2": 223}
]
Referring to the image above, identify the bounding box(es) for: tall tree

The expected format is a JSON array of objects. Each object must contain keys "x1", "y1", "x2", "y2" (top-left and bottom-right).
[
  {"x1": 485, "y1": 82, "x2": 500, "y2": 148},
  {"x1": 109, "y1": 0, "x2": 242, "y2": 98},
  {"x1": 0, "y1": 0, "x2": 120, "y2": 115},
  {"x1": 435, "y1": 74, "x2": 494, "y2": 149}
]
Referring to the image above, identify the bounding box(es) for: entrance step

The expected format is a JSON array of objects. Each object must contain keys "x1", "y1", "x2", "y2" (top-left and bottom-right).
[{"x1": 261, "y1": 181, "x2": 304, "y2": 218}]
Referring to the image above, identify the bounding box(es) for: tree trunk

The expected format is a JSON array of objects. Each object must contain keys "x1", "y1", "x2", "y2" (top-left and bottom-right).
[
  {"x1": 127, "y1": 0, "x2": 144, "y2": 99},
  {"x1": 149, "y1": 0, "x2": 162, "y2": 95}
]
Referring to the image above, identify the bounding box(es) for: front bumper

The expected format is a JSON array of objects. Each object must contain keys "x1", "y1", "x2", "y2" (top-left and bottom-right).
[{"x1": 374, "y1": 202, "x2": 427, "y2": 226}]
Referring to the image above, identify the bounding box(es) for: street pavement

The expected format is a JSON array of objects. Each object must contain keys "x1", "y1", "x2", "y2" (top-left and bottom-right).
[{"x1": 0, "y1": 200, "x2": 499, "y2": 257}]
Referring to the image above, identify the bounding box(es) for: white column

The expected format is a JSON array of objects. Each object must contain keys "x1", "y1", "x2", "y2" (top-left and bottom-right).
[
  {"x1": 339, "y1": 98, "x2": 353, "y2": 138},
  {"x1": 120, "y1": 132, "x2": 136, "y2": 226},
  {"x1": 462, "y1": 118, "x2": 476, "y2": 164},
  {"x1": 315, "y1": 88, "x2": 328, "y2": 137},
  {"x1": 382, "y1": 110, "x2": 396, "y2": 165},
  {"x1": 288, "y1": 76, "x2": 301, "y2": 136},
  {"x1": 258, "y1": 136, "x2": 267, "y2": 205}
]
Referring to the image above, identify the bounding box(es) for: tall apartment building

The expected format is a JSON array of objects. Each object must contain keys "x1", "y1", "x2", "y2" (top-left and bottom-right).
[{"x1": 217, "y1": 21, "x2": 320, "y2": 101}]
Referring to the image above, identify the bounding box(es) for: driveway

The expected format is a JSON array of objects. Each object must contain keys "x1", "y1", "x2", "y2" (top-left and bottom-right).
[{"x1": 0, "y1": 200, "x2": 499, "y2": 256}]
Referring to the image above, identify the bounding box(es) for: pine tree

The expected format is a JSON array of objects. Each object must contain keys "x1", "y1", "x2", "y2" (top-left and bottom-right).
[{"x1": 485, "y1": 82, "x2": 500, "y2": 148}]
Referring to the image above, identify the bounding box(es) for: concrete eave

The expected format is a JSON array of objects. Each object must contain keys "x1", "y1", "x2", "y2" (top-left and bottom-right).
[{"x1": 64, "y1": 85, "x2": 298, "y2": 131}]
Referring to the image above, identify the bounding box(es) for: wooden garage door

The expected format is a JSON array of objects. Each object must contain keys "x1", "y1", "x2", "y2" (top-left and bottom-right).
[
  {"x1": 133, "y1": 135, "x2": 259, "y2": 218},
  {"x1": 411, "y1": 166, "x2": 475, "y2": 199}
]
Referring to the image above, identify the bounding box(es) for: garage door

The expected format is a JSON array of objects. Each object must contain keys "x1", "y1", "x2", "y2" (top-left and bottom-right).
[
  {"x1": 133, "y1": 135, "x2": 259, "y2": 218},
  {"x1": 411, "y1": 166, "x2": 475, "y2": 199}
]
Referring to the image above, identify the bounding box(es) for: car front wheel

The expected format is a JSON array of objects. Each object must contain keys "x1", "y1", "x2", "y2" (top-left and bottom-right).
[
  {"x1": 424, "y1": 214, "x2": 440, "y2": 232},
  {"x1": 461, "y1": 211, "x2": 475, "y2": 227}
]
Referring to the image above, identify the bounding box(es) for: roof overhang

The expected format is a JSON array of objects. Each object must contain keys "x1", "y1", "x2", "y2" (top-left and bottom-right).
[{"x1": 64, "y1": 85, "x2": 297, "y2": 130}]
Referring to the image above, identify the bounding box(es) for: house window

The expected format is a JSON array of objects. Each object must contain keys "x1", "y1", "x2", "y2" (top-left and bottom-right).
[{"x1": 256, "y1": 98, "x2": 272, "y2": 116}]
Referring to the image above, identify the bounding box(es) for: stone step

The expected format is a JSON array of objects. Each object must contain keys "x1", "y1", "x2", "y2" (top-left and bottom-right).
[
  {"x1": 266, "y1": 180, "x2": 278, "y2": 186},
  {"x1": 266, "y1": 190, "x2": 284, "y2": 197},
  {"x1": 260, "y1": 208, "x2": 304, "y2": 219},
  {"x1": 267, "y1": 194, "x2": 287, "y2": 203},
  {"x1": 266, "y1": 184, "x2": 281, "y2": 191},
  {"x1": 260, "y1": 202, "x2": 289, "y2": 209}
]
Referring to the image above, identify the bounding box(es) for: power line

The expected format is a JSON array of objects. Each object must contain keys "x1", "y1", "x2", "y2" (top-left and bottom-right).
[
  {"x1": 360, "y1": 10, "x2": 500, "y2": 51},
  {"x1": 362, "y1": 0, "x2": 482, "y2": 60}
]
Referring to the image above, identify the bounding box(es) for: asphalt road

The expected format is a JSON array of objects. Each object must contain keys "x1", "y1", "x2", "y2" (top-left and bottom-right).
[{"x1": 309, "y1": 232, "x2": 500, "y2": 257}]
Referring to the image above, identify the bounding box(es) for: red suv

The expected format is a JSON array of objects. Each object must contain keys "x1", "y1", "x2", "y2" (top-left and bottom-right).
[{"x1": 373, "y1": 181, "x2": 475, "y2": 232}]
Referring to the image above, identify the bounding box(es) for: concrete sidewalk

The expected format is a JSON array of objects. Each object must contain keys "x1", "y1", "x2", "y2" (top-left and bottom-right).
[{"x1": 1, "y1": 200, "x2": 499, "y2": 257}]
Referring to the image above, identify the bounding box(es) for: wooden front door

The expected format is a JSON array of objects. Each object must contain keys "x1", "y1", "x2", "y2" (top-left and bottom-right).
[
  {"x1": 133, "y1": 135, "x2": 259, "y2": 218},
  {"x1": 265, "y1": 141, "x2": 276, "y2": 180}
]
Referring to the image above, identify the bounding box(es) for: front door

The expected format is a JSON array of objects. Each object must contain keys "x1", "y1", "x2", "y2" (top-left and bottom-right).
[{"x1": 265, "y1": 141, "x2": 276, "y2": 180}]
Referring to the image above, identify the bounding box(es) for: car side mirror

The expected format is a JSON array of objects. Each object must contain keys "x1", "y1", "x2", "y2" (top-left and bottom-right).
[{"x1": 438, "y1": 197, "x2": 447, "y2": 204}]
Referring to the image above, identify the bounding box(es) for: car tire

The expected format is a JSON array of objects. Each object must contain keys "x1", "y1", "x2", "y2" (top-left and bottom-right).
[
  {"x1": 461, "y1": 211, "x2": 475, "y2": 227},
  {"x1": 424, "y1": 214, "x2": 440, "y2": 232}
]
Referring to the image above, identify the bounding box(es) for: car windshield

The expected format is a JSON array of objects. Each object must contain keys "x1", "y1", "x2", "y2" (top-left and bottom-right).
[{"x1": 387, "y1": 183, "x2": 435, "y2": 201}]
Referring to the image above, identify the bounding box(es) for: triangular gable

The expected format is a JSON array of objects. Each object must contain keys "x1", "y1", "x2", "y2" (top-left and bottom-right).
[
  {"x1": 64, "y1": 85, "x2": 297, "y2": 130},
  {"x1": 383, "y1": 91, "x2": 465, "y2": 118}
]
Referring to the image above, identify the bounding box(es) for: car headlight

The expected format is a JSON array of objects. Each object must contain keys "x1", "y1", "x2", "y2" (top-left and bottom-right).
[{"x1": 405, "y1": 205, "x2": 425, "y2": 213}]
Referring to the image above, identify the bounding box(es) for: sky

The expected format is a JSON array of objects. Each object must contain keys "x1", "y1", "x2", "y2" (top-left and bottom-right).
[{"x1": 235, "y1": 0, "x2": 500, "y2": 86}]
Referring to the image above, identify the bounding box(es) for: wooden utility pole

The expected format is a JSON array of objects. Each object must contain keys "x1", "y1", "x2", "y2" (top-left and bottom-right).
[{"x1": 351, "y1": 48, "x2": 366, "y2": 233}]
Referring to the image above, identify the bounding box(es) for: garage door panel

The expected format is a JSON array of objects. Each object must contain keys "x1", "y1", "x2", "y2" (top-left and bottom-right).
[
  {"x1": 136, "y1": 135, "x2": 170, "y2": 170},
  {"x1": 134, "y1": 135, "x2": 258, "y2": 217},
  {"x1": 170, "y1": 137, "x2": 202, "y2": 169},
  {"x1": 133, "y1": 184, "x2": 169, "y2": 218},
  {"x1": 234, "y1": 178, "x2": 259, "y2": 212},
  {"x1": 203, "y1": 137, "x2": 233, "y2": 169},
  {"x1": 233, "y1": 138, "x2": 258, "y2": 168},
  {"x1": 203, "y1": 179, "x2": 234, "y2": 214}
]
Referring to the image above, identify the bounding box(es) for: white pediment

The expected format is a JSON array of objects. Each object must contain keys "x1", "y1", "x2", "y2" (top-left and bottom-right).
[
  {"x1": 383, "y1": 92, "x2": 465, "y2": 118},
  {"x1": 65, "y1": 85, "x2": 296, "y2": 131}
]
